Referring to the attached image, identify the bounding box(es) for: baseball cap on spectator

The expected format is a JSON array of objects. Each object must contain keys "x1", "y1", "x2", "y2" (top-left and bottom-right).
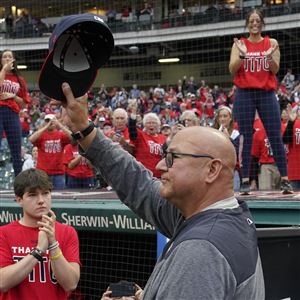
[
  {"x1": 161, "y1": 124, "x2": 171, "y2": 129},
  {"x1": 44, "y1": 113, "x2": 56, "y2": 121},
  {"x1": 99, "y1": 117, "x2": 106, "y2": 122},
  {"x1": 39, "y1": 13, "x2": 114, "y2": 101},
  {"x1": 194, "y1": 109, "x2": 202, "y2": 117},
  {"x1": 103, "y1": 121, "x2": 112, "y2": 127}
]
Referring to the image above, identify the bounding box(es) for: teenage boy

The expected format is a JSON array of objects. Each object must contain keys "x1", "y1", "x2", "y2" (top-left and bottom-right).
[{"x1": 0, "y1": 168, "x2": 81, "y2": 299}]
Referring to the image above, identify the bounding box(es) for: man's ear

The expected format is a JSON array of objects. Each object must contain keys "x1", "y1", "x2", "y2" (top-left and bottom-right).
[{"x1": 205, "y1": 159, "x2": 222, "y2": 184}]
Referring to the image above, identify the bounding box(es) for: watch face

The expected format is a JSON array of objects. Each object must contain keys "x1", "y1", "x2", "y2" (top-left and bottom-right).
[
  {"x1": 71, "y1": 122, "x2": 94, "y2": 140},
  {"x1": 71, "y1": 132, "x2": 82, "y2": 140}
]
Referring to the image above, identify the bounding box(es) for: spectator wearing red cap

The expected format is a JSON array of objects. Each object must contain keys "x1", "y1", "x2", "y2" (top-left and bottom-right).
[
  {"x1": 0, "y1": 49, "x2": 30, "y2": 176},
  {"x1": 251, "y1": 127, "x2": 281, "y2": 191},
  {"x1": 29, "y1": 113, "x2": 72, "y2": 189}
]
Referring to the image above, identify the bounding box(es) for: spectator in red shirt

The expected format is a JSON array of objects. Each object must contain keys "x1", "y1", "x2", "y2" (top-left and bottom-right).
[
  {"x1": 29, "y1": 114, "x2": 71, "y2": 189},
  {"x1": 129, "y1": 105, "x2": 166, "y2": 178},
  {"x1": 19, "y1": 108, "x2": 31, "y2": 137},
  {"x1": 282, "y1": 104, "x2": 300, "y2": 191},
  {"x1": 0, "y1": 49, "x2": 30, "y2": 176},
  {"x1": 251, "y1": 127, "x2": 281, "y2": 190},
  {"x1": 63, "y1": 139, "x2": 94, "y2": 189},
  {"x1": 215, "y1": 89, "x2": 228, "y2": 108},
  {"x1": 108, "y1": 108, "x2": 134, "y2": 154}
]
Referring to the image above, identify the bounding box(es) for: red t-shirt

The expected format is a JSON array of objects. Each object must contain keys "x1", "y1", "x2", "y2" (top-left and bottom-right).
[
  {"x1": 63, "y1": 144, "x2": 94, "y2": 178},
  {"x1": 253, "y1": 118, "x2": 264, "y2": 131},
  {"x1": 0, "y1": 74, "x2": 30, "y2": 113},
  {"x1": 33, "y1": 130, "x2": 70, "y2": 175},
  {"x1": 251, "y1": 124, "x2": 287, "y2": 164},
  {"x1": 234, "y1": 36, "x2": 277, "y2": 91},
  {"x1": 287, "y1": 120, "x2": 300, "y2": 180},
  {"x1": 251, "y1": 128, "x2": 275, "y2": 164},
  {"x1": 20, "y1": 115, "x2": 31, "y2": 132},
  {"x1": 115, "y1": 127, "x2": 131, "y2": 143},
  {"x1": 134, "y1": 129, "x2": 166, "y2": 178},
  {"x1": 203, "y1": 100, "x2": 215, "y2": 118},
  {"x1": 0, "y1": 221, "x2": 80, "y2": 300}
]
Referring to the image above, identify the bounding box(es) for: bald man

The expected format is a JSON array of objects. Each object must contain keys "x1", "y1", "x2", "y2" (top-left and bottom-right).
[{"x1": 61, "y1": 83, "x2": 264, "y2": 300}]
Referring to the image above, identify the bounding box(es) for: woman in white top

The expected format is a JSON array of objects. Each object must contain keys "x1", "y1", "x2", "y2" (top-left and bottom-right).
[
  {"x1": 22, "y1": 146, "x2": 38, "y2": 170},
  {"x1": 213, "y1": 106, "x2": 241, "y2": 191}
]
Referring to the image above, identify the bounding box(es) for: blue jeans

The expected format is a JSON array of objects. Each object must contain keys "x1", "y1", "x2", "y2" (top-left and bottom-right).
[
  {"x1": 48, "y1": 175, "x2": 65, "y2": 190},
  {"x1": 0, "y1": 106, "x2": 22, "y2": 176},
  {"x1": 233, "y1": 88, "x2": 287, "y2": 179}
]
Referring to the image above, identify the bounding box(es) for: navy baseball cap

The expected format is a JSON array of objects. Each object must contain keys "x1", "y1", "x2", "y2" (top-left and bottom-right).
[{"x1": 39, "y1": 13, "x2": 114, "y2": 101}]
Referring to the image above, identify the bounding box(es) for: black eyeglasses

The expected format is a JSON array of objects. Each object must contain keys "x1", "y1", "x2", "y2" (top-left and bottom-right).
[{"x1": 163, "y1": 151, "x2": 214, "y2": 169}]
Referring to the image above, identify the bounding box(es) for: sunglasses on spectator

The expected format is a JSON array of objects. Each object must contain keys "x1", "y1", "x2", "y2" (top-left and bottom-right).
[{"x1": 162, "y1": 150, "x2": 214, "y2": 169}]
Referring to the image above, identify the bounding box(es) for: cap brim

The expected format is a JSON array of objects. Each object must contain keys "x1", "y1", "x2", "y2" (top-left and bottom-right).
[{"x1": 39, "y1": 51, "x2": 97, "y2": 101}]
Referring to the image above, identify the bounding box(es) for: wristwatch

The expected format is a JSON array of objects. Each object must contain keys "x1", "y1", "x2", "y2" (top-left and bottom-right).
[
  {"x1": 30, "y1": 247, "x2": 44, "y2": 262},
  {"x1": 71, "y1": 121, "x2": 95, "y2": 140}
]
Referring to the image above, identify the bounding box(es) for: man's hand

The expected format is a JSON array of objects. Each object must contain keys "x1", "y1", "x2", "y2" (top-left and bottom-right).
[{"x1": 61, "y1": 82, "x2": 90, "y2": 132}]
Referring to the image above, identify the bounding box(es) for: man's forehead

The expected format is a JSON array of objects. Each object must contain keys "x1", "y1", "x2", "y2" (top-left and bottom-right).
[{"x1": 171, "y1": 129, "x2": 205, "y2": 149}]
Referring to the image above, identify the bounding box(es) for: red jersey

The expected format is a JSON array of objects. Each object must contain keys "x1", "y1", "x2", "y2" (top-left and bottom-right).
[
  {"x1": 63, "y1": 144, "x2": 94, "y2": 178},
  {"x1": 203, "y1": 100, "x2": 215, "y2": 118},
  {"x1": 0, "y1": 221, "x2": 80, "y2": 300},
  {"x1": 115, "y1": 127, "x2": 131, "y2": 143},
  {"x1": 134, "y1": 129, "x2": 166, "y2": 178},
  {"x1": 287, "y1": 120, "x2": 300, "y2": 180},
  {"x1": 234, "y1": 36, "x2": 277, "y2": 91},
  {"x1": 251, "y1": 128, "x2": 275, "y2": 164},
  {"x1": 253, "y1": 118, "x2": 264, "y2": 131},
  {"x1": 20, "y1": 115, "x2": 31, "y2": 132},
  {"x1": 251, "y1": 124, "x2": 287, "y2": 164},
  {"x1": 0, "y1": 74, "x2": 30, "y2": 113},
  {"x1": 111, "y1": 126, "x2": 134, "y2": 148},
  {"x1": 33, "y1": 130, "x2": 70, "y2": 175}
]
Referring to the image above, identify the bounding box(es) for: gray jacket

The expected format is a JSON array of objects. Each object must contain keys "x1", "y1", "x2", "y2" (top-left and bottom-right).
[{"x1": 81, "y1": 131, "x2": 265, "y2": 300}]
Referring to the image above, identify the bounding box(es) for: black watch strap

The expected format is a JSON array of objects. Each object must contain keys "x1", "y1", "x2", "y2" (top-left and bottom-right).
[
  {"x1": 71, "y1": 121, "x2": 95, "y2": 140},
  {"x1": 30, "y1": 248, "x2": 44, "y2": 262}
]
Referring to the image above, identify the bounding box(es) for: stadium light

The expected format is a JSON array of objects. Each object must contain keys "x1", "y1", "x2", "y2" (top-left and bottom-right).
[
  {"x1": 18, "y1": 65, "x2": 28, "y2": 70},
  {"x1": 158, "y1": 58, "x2": 180, "y2": 63}
]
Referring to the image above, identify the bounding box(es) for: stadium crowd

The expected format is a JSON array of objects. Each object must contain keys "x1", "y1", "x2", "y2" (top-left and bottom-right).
[{"x1": 1, "y1": 69, "x2": 299, "y2": 192}]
